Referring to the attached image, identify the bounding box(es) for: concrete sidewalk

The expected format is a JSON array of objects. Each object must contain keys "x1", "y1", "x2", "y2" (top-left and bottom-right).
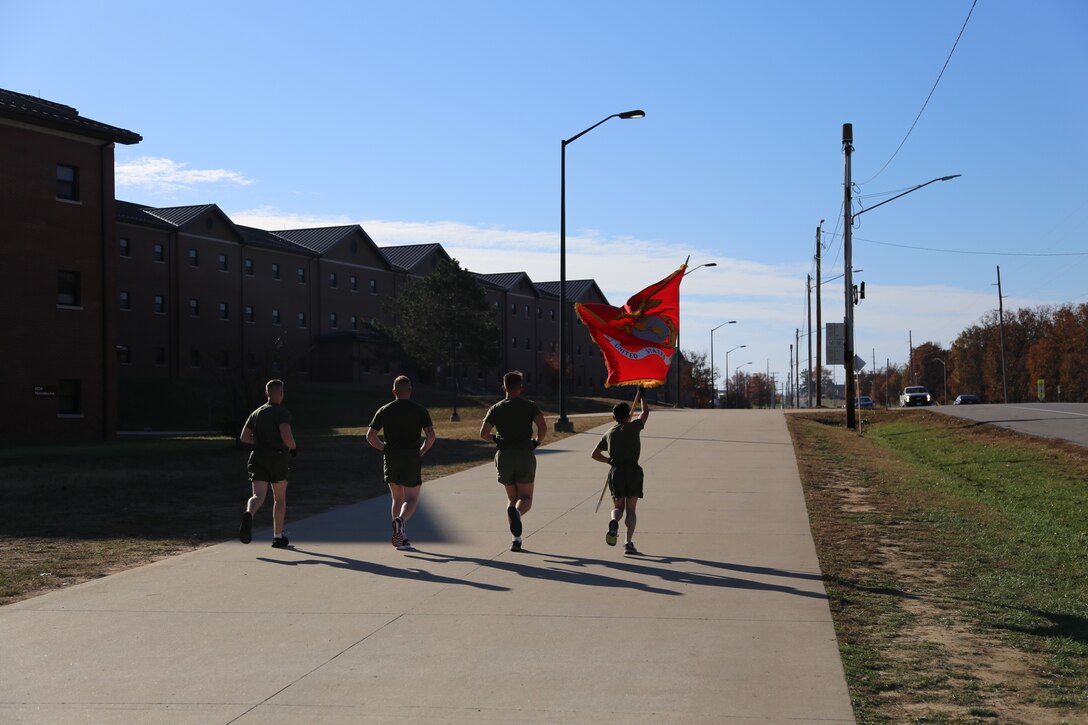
[{"x1": 1, "y1": 409, "x2": 854, "y2": 724}]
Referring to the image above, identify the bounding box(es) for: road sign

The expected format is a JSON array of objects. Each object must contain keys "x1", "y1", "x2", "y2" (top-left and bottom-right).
[
  {"x1": 825, "y1": 323, "x2": 844, "y2": 365},
  {"x1": 854, "y1": 355, "x2": 866, "y2": 373}
]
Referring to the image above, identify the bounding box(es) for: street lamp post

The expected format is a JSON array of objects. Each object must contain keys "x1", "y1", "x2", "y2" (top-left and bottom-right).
[
  {"x1": 709, "y1": 321, "x2": 737, "y2": 405},
  {"x1": 841, "y1": 122, "x2": 959, "y2": 430},
  {"x1": 735, "y1": 361, "x2": 752, "y2": 404},
  {"x1": 557, "y1": 110, "x2": 645, "y2": 433},
  {"x1": 723, "y1": 344, "x2": 746, "y2": 403},
  {"x1": 674, "y1": 262, "x2": 717, "y2": 407}
]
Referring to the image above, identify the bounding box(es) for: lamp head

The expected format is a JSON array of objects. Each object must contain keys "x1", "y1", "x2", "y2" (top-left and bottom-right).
[
  {"x1": 704, "y1": 262, "x2": 718, "y2": 267},
  {"x1": 618, "y1": 110, "x2": 646, "y2": 119}
]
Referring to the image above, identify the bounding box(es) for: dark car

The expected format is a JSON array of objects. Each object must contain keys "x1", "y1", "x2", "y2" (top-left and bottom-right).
[
  {"x1": 953, "y1": 394, "x2": 980, "y2": 405},
  {"x1": 855, "y1": 396, "x2": 876, "y2": 409}
]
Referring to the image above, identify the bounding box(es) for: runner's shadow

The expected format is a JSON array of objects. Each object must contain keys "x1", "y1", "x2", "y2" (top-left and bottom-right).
[
  {"x1": 540, "y1": 552, "x2": 829, "y2": 600},
  {"x1": 634, "y1": 554, "x2": 826, "y2": 582},
  {"x1": 257, "y1": 548, "x2": 509, "y2": 591},
  {"x1": 406, "y1": 548, "x2": 681, "y2": 596}
]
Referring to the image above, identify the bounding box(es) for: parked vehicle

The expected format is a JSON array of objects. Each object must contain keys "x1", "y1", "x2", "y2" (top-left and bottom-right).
[
  {"x1": 953, "y1": 394, "x2": 980, "y2": 405},
  {"x1": 855, "y1": 396, "x2": 876, "y2": 409},
  {"x1": 899, "y1": 386, "x2": 933, "y2": 407}
]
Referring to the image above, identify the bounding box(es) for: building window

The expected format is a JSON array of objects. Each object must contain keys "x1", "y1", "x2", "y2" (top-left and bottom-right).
[
  {"x1": 350, "y1": 275, "x2": 358, "y2": 291},
  {"x1": 525, "y1": 338, "x2": 531, "y2": 349},
  {"x1": 298, "y1": 312, "x2": 307, "y2": 327},
  {"x1": 219, "y1": 302, "x2": 229, "y2": 320},
  {"x1": 58, "y1": 270, "x2": 80, "y2": 306},
  {"x1": 297, "y1": 267, "x2": 306, "y2": 284},
  {"x1": 155, "y1": 347, "x2": 166, "y2": 366},
  {"x1": 188, "y1": 249, "x2": 199, "y2": 267},
  {"x1": 56, "y1": 164, "x2": 78, "y2": 200},
  {"x1": 550, "y1": 310, "x2": 556, "y2": 321},
  {"x1": 57, "y1": 379, "x2": 81, "y2": 415},
  {"x1": 329, "y1": 313, "x2": 338, "y2": 328},
  {"x1": 577, "y1": 344, "x2": 582, "y2": 354},
  {"x1": 190, "y1": 349, "x2": 200, "y2": 367},
  {"x1": 154, "y1": 294, "x2": 165, "y2": 313},
  {"x1": 524, "y1": 305, "x2": 530, "y2": 316},
  {"x1": 537, "y1": 307, "x2": 542, "y2": 319},
  {"x1": 244, "y1": 258, "x2": 254, "y2": 275},
  {"x1": 117, "y1": 345, "x2": 131, "y2": 365},
  {"x1": 153, "y1": 243, "x2": 165, "y2": 262},
  {"x1": 511, "y1": 337, "x2": 517, "y2": 348},
  {"x1": 272, "y1": 308, "x2": 281, "y2": 325},
  {"x1": 119, "y1": 238, "x2": 130, "y2": 257},
  {"x1": 538, "y1": 341, "x2": 543, "y2": 351},
  {"x1": 511, "y1": 303, "x2": 517, "y2": 315},
  {"x1": 218, "y1": 254, "x2": 229, "y2": 271},
  {"x1": 550, "y1": 341, "x2": 556, "y2": 353},
  {"x1": 351, "y1": 315, "x2": 358, "y2": 330},
  {"x1": 329, "y1": 273, "x2": 337, "y2": 288},
  {"x1": 189, "y1": 299, "x2": 199, "y2": 317},
  {"x1": 245, "y1": 305, "x2": 254, "y2": 322},
  {"x1": 119, "y1": 290, "x2": 131, "y2": 310},
  {"x1": 369, "y1": 279, "x2": 377, "y2": 294},
  {"x1": 271, "y1": 263, "x2": 280, "y2": 280}
]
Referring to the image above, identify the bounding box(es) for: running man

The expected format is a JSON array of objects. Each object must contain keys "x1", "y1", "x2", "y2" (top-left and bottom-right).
[
  {"x1": 479, "y1": 371, "x2": 547, "y2": 551},
  {"x1": 239, "y1": 379, "x2": 297, "y2": 548},
  {"x1": 367, "y1": 376, "x2": 436, "y2": 551},
  {"x1": 591, "y1": 388, "x2": 649, "y2": 555}
]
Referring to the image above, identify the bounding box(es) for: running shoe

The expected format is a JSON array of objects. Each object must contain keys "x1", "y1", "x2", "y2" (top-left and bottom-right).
[
  {"x1": 507, "y1": 506, "x2": 522, "y2": 537},
  {"x1": 239, "y1": 512, "x2": 253, "y2": 544},
  {"x1": 510, "y1": 539, "x2": 522, "y2": 552},
  {"x1": 624, "y1": 541, "x2": 640, "y2": 555},
  {"x1": 271, "y1": 535, "x2": 290, "y2": 549},
  {"x1": 396, "y1": 539, "x2": 414, "y2": 551},
  {"x1": 391, "y1": 516, "x2": 405, "y2": 548},
  {"x1": 606, "y1": 519, "x2": 619, "y2": 547}
]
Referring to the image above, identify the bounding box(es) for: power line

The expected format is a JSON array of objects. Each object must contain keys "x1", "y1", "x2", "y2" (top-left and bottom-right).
[
  {"x1": 859, "y1": 0, "x2": 979, "y2": 185},
  {"x1": 855, "y1": 236, "x2": 1088, "y2": 257}
]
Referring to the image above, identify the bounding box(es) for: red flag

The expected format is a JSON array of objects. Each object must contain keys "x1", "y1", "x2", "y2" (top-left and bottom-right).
[{"x1": 575, "y1": 263, "x2": 686, "y2": 387}]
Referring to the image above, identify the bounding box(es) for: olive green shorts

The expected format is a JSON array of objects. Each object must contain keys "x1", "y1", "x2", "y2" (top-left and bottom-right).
[
  {"x1": 248, "y1": 452, "x2": 290, "y2": 483},
  {"x1": 383, "y1": 448, "x2": 422, "y2": 486},
  {"x1": 494, "y1": 448, "x2": 536, "y2": 485},
  {"x1": 607, "y1": 463, "x2": 644, "y2": 499}
]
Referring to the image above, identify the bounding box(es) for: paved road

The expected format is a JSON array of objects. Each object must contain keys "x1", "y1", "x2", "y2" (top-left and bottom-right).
[
  {"x1": 934, "y1": 402, "x2": 1088, "y2": 448},
  {"x1": 1, "y1": 410, "x2": 854, "y2": 724}
]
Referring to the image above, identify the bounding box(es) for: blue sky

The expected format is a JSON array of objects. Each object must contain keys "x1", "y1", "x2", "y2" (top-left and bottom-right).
[{"x1": 5, "y1": 0, "x2": 1086, "y2": 391}]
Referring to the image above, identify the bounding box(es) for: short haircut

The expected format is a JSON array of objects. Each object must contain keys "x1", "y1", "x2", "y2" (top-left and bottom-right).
[
  {"x1": 393, "y1": 375, "x2": 412, "y2": 393},
  {"x1": 612, "y1": 402, "x2": 631, "y2": 421},
  {"x1": 503, "y1": 371, "x2": 524, "y2": 389},
  {"x1": 266, "y1": 379, "x2": 285, "y2": 394}
]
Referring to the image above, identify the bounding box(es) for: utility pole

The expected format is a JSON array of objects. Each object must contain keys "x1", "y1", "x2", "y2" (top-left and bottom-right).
[
  {"x1": 909, "y1": 330, "x2": 914, "y2": 384},
  {"x1": 815, "y1": 222, "x2": 823, "y2": 407},
  {"x1": 795, "y1": 328, "x2": 801, "y2": 408},
  {"x1": 807, "y1": 274, "x2": 813, "y2": 408},
  {"x1": 996, "y1": 265, "x2": 1009, "y2": 403},
  {"x1": 788, "y1": 344, "x2": 793, "y2": 409},
  {"x1": 843, "y1": 123, "x2": 857, "y2": 429}
]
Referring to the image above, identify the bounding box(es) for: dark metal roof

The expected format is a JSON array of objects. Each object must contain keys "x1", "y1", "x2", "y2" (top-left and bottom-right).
[
  {"x1": 236, "y1": 225, "x2": 316, "y2": 255},
  {"x1": 0, "y1": 87, "x2": 141, "y2": 144},
  {"x1": 115, "y1": 200, "x2": 175, "y2": 230},
  {"x1": 475, "y1": 272, "x2": 538, "y2": 294},
  {"x1": 535, "y1": 280, "x2": 607, "y2": 304},
  {"x1": 271, "y1": 226, "x2": 359, "y2": 254},
  {"x1": 140, "y1": 204, "x2": 219, "y2": 228},
  {"x1": 379, "y1": 243, "x2": 450, "y2": 272}
]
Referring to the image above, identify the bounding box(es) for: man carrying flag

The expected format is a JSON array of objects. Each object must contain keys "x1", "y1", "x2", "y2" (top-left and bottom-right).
[
  {"x1": 591, "y1": 387, "x2": 650, "y2": 554},
  {"x1": 576, "y1": 263, "x2": 686, "y2": 554}
]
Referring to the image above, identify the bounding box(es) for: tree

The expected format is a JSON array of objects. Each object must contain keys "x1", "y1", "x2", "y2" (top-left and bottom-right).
[
  {"x1": 681, "y1": 350, "x2": 714, "y2": 407},
  {"x1": 381, "y1": 258, "x2": 501, "y2": 401}
]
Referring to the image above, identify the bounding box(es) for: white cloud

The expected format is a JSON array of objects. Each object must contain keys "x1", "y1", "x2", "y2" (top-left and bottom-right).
[{"x1": 115, "y1": 157, "x2": 254, "y2": 193}]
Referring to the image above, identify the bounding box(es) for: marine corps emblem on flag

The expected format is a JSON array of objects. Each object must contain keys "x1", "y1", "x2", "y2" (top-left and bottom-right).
[{"x1": 575, "y1": 264, "x2": 686, "y2": 387}]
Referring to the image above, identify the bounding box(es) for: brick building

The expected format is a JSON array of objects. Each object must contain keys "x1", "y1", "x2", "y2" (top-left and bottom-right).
[
  {"x1": 4, "y1": 86, "x2": 613, "y2": 441},
  {"x1": 1, "y1": 89, "x2": 141, "y2": 442}
]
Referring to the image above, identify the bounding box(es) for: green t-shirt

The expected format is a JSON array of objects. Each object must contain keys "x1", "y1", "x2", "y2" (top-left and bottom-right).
[
  {"x1": 245, "y1": 402, "x2": 292, "y2": 454},
  {"x1": 596, "y1": 419, "x2": 645, "y2": 465},
  {"x1": 369, "y1": 398, "x2": 433, "y2": 450},
  {"x1": 484, "y1": 397, "x2": 542, "y2": 444}
]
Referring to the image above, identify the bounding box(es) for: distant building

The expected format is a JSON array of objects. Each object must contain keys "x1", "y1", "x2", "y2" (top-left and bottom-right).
[{"x1": 0, "y1": 88, "x2": 141, "y2": 441}]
